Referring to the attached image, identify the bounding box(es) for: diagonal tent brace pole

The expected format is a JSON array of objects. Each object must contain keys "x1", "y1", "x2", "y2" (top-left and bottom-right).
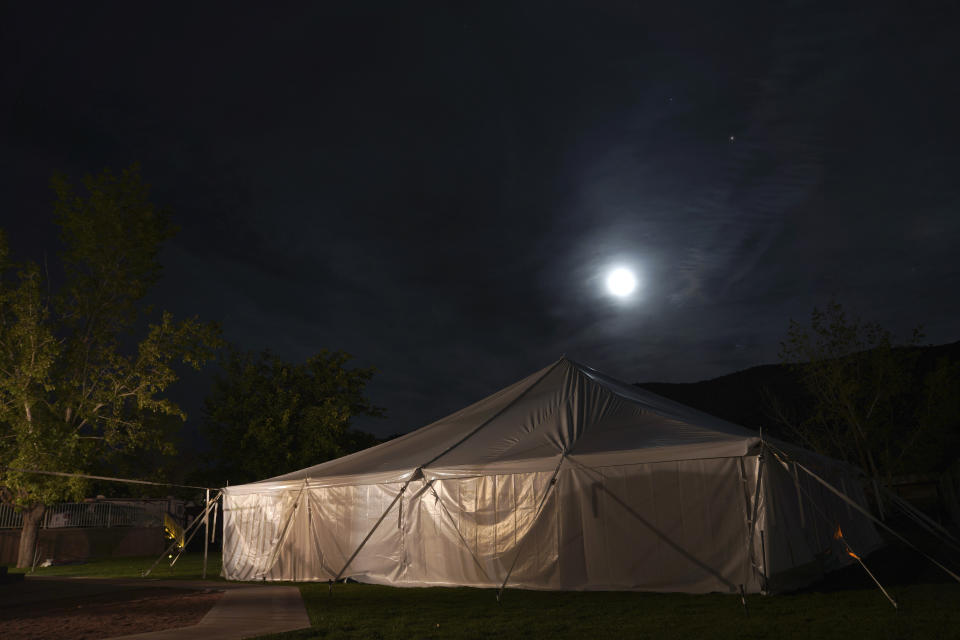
[
  {"x1": 497, "y1": 455, "x2": 565, "y2": 602},
  {"x1": 835, "y1": 528, "x2": 898, "y2": 609},
  {"x1": 330, "y1": 477, "x2": 413, "y2": 594},
  {"x1": 767, "y1": 444, "x2": 960, "y2": 586},
  {"x1": 211, "y1": 496, "x2": 219, "y2": 544},
  {"x1": 306, "y1": 487, "x2": 344, "y2": 580},
  {"x1": 769, "y1": 450, "x2": 899, "y2": 609},
  {"x1": 171, "y1": 491, "x2": 224, "y2": 569},
  {"x1": 330, "y1": 363, "x2": 566, "y2": 595},
  {"x1": 851, "y1": 551, "x2": 897, "y2": 609},
  {"x1": 882, "y1": 487, "x2": 960, "y2": 553},
  {"x1": 258, "y1": 480, "x2": 309, "y2": 580},
  {"x1": 143, "y1": 490, "x2": 222, "y2": 577},
  {"x1": 796, "y1": 460, "x2": 960, "y2": 584},
  {"x1": 568, "y1": 455, "x2": 738, "y2": 593},
  {"x1": 767, "y1": 450, "x2": 898, "y2": 609},
  {"x1": 203, "y1": 488, "x2": 210, "y2": 579},
  {"x1": 428, "y1": 484, "x2": 494, "y2": 585}
]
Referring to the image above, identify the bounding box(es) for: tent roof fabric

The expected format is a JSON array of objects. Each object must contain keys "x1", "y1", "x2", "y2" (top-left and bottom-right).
[{"x1": 256, "y1": 357, "x2": 761, "y2": 488}]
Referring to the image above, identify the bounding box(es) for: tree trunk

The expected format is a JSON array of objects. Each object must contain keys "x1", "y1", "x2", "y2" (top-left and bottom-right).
[{"x1": 16, "y1": 504, "x2": 46, "y2": 569}]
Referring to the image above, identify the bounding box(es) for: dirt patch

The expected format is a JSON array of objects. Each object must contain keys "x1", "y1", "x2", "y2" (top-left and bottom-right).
[{"x1": 0, "y1": 586, "x2": 223, "y2": 640}]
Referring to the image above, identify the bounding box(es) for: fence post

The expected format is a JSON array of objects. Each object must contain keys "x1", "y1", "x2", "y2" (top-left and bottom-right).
[{"x1": 203, "y1": 488, "x2": 209, "y2": 579}]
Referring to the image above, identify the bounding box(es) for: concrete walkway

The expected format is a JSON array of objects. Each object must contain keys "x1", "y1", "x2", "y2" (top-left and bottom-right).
[
  {"x1": 4, "y1": 576, "x2": 311, "y2": 640},
  {"x1": 107, "y1": 581, "x2": 311, "y2": 640}
]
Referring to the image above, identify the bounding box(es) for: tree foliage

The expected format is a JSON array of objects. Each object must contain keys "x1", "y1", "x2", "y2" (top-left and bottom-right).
[
  {"x1": 777, "y1": 299, "x2": 959, "y2": 479},
  {"x1": 0, "y1": 166, "x2": 222, "y2": 563},
  {"x1": 202, "y1": 349, "x2": 384, "y2": 484}
]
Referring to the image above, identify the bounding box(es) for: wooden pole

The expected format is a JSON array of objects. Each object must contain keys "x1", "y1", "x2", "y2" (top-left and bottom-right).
[{"x1": 203, "y1": 488, "x2": 210, "y2": 579}]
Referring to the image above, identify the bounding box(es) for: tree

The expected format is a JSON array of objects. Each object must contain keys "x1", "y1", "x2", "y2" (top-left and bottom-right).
[
  {"x1": 202, "y1": 349, "x2": 384, "y2": 485},
  {"x1": 0, "y1": 166, "x2": 222, "y2": 567},
  {"x1": 777, "y1": 300, "x2": 959, "y2": 489},
  {"x1": 908, "y1": 356, "x2": 960, "y2": 474}
]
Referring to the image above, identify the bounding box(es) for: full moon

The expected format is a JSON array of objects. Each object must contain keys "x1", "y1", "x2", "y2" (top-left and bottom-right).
[{"x1": 606, "y1": 267, "x2": 637, "y2": 297}]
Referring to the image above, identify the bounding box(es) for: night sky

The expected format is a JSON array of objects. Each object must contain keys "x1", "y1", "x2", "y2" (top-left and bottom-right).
[{"x1": 3, "y1": 2, "x2": 959, "y2": 440}]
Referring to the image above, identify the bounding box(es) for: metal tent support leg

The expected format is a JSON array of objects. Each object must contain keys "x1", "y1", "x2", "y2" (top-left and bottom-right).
[
  {"x1": 143, "y1": 490, "x2": 222, "y2": 578},
  {"x1": 203, "y1": 488, "x2": 210, "y2": 579},
  {"x1": 745, "y1": 450, "x2": 766, "y2": 590}
]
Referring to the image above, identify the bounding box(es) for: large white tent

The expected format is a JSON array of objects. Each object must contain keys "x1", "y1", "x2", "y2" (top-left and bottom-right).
[{"x1": 222, "y1": 358, "x2": 881, "y2": 593}]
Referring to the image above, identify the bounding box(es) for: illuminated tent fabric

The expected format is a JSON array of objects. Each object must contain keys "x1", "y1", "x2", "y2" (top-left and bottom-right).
[{"x1": 221, "y1": 358, "x2": 881, "y2": 593}]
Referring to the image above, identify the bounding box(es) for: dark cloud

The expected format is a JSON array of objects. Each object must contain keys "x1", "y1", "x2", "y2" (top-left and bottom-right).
[{"x1": 2, "y1": 1, "x2": 958, "y2": 439}]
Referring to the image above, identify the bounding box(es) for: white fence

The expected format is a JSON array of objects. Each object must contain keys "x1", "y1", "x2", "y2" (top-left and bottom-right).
[{"x1": 0, "y1": 500, "x2": 181, "y2": 529}]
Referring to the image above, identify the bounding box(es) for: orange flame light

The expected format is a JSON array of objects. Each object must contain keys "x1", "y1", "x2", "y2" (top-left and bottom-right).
[
  {"x1": 834, "y1": 526, "x2": 843, "y2": 540},
  {"x1": 848, "y1": 551, "x2": 860, "y2": 560}
]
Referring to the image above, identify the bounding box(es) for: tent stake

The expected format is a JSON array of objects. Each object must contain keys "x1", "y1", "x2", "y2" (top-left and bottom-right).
[
  {"x1": 739, "y1": 584, "x2": 749, "y2": 616},
  {"x1": 835, "y1": 528, "x2": 897, "y2": 610}
]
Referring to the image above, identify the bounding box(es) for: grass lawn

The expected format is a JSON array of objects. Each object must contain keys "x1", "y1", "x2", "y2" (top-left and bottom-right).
[
  {"x1": 7, "y1": 550, "x2": 960, "y2": 639},
  {"x1": 4, "y1": 551, "x2": 224, "y2": 580},
  {"x1": 259, "y1": 580, "x2": 960, "y2": 640}
]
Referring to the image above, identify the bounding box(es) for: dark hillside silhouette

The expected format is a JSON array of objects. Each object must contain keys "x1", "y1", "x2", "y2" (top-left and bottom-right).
[{"x1": 636, "y1": 340, "x2": 960, "y2": 464}]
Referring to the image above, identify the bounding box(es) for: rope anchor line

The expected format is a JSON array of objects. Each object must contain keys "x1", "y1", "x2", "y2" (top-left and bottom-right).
[{"x1": 3, "y1": 466, "x2": 214, "y2": 491}]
